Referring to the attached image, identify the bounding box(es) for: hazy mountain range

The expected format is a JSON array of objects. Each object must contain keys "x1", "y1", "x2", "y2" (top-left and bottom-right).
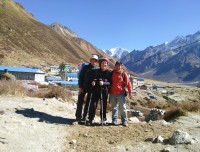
[
  {"x1": 103, "y1": 32, "x2": 200, "y2": 82},
  {"x1": 120, "y1": 32, "x2": 200, "y2": 82}
]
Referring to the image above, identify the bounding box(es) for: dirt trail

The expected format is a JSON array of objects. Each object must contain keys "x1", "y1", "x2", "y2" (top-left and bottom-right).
[
  {"x1": 65, "y1": 122, "x2": 176, "y2": 152},
  {"x1": 0, "y1": 96, "x2": 200, "y2": 152},
  {"x1": 0, "y1": 96, "x2": 74, "y2": 152}
]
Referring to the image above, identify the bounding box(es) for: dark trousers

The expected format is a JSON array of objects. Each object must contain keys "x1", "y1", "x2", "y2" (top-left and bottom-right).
[
  {"x1": 88, "y1": 88, "x2": 108, "y2": 121},
  {"x1": 75, "y1": 91, "x2": 91, "y2": 120},
  {"x1": 83, "y1": 93, "x2": 92, "y2": 118}
]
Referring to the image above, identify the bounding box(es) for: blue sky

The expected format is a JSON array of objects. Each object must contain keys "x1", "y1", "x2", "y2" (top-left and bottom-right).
[{"x1": 13, "y1": 0, "x2": 200, "y2": 51}]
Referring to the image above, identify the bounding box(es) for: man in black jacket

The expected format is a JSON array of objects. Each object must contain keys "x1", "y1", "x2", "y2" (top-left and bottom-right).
[{"x1": 75, "y1": 54, "x2": 99, "y2": 123}]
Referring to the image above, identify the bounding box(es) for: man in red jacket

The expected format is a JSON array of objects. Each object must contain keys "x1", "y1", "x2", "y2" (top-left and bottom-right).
[{"x1": 110, "y1": 61, "x2": 132, "y2": 126}]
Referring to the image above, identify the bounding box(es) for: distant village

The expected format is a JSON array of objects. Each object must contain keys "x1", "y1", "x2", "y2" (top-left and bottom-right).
[{"x1": 0, "y1": 63, "x2": 178, "y2": 98}]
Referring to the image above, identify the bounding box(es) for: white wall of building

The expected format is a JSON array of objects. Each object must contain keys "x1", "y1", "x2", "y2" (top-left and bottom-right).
[{"x1": 35, "y1": 74, "x2": 45, "y2": 82}]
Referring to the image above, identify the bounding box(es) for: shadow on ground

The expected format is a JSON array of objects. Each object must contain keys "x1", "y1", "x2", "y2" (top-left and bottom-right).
[
  {"x1": 15, "y1": 108, "x2": 75, "y2": 125},
  {"x1": 0, "y1": 137, "x2": 8, "y2": 144}
]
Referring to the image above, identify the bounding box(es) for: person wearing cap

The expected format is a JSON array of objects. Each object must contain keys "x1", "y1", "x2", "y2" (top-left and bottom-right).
[
  {"x1": 110, "y1": 61, "x2": 132, "y2": 127},
  {"x1": 75, "y1": 54, "x2": 99, "y2": 123},
  {"x1": 86, "y1": 58, "x2": 112, "y2": 126}
]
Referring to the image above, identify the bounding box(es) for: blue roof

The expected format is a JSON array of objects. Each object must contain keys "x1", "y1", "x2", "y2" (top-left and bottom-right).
[
  {"x1": 154, "y1": 85, "x2": 165, "y2": 88},
  {"x1": 0, "y1": 66, "x2": 44, "y2": 73},
  {"x1": 52, "y1": 80, "x2": 78, "y2": 85},
  {"x1": 46, "y1": 77, "x2": 62, "y2": 81},
  {"x1": 65, "y1": 72, "x2": 77, "y2": 77},
  {"x1": 70, "y1": 79, "x2": 78, "y2": 82},
  {"x1": 137, "y1": 77, "x2": 144, "y2": 81}
]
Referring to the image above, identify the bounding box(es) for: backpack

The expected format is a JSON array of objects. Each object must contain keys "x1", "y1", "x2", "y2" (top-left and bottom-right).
[{"x1": 77, "y1": 62, "x2": 89, "y2": 77}]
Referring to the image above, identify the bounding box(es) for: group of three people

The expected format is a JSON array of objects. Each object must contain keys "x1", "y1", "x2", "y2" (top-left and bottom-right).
[{"x1": 75, "y1": 55, "x2": 132, "y2": 126}]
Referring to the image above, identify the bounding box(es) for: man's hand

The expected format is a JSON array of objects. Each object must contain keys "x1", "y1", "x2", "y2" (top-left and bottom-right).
[
  {"x1": 129, "y1": 93, "x2": 133, "y2": 99},
  {"x1": 99, "y1": 80, "x2": 103, "y2": 86},
  {"x1": 91, "y1": 81, "x2": 96, "y2": 86}
]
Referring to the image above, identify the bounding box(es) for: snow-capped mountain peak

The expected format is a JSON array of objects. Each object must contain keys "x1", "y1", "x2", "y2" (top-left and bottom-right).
[
  {"x1": 164, "y1": 42, "x2": 168, "y2": 45},
  {"x1": 103, "y1": 47, "x2": 129, "y2": 60}
]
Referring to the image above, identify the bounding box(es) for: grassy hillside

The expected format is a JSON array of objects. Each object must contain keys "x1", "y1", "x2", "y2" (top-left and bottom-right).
[{"x1": 0, "y1": 0, "x2": 110, "y2": 68}]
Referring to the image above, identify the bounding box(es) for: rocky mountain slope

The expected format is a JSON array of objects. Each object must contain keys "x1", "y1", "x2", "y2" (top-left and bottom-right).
[
  {"x1": 0, "y1": 0, "x2": 114, "y2": 69},
  {"x1": 121, "y1": 32, "x2": 200, "y2": 82},
  {"x1": 50, "y1": 23, "x2": 116, "y2": 68}
]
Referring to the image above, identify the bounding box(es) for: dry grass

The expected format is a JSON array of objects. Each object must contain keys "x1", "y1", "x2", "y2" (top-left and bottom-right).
[
  {"x1": 164, "y1": 108, "x2": 187, "y2": 121},
  {"x1": 137, "y1": 99, "x2": 170, "y2": 110},
  {"x1": 178, "y1": 101, "x2": 200, "y2": 112},
  {"x1": 27, "y1": 86, "x2": 72, "y2": 102},
  {"x1": 0, "y1": 80, "x2": 26, "y2": 96},
  {"x1": 164, "y1": 101, "x2": 200, "y2": 121},
  {"x1": 129, "y1": 91, "x2": 200, "y2": 121},
  {"x1": 0, "y1": 80, "x2": 73, "y2": 102}
]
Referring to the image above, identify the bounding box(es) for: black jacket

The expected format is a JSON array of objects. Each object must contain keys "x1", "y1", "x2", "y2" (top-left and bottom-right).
[
  {"x1": 78, "y1": 63, "x2": 96, "y2": 91},
  {"x1": 85, "y1": 68, "x2": 112, "y2": 93}
]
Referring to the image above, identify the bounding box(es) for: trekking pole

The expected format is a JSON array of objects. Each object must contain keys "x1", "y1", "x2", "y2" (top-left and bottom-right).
[
  {"x1": 100, "y1": 84, "x2": 104, "y2": 126},
  {"x1": 85, "y1": 92, "x2": 93, "y2": 125},
  {"x1": 85, "y1": 79, "x2": 96, "y2": 125}
]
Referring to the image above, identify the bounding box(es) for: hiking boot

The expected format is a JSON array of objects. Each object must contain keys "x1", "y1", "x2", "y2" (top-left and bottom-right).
[
  {"x1": 81, "y1": 117, "x2": 86, "y2": 121},
  {"x1": 99, "y1": 120, "x2": 107, "y2": 125},
  {"x1": 86, "y1": 120, "x2": 93, "y2": 126},
  {"x1": 112, "y1": 121, "x2": 118, "y2": 125},
  {"x1": 76, "y1": 118, "x2": 82, "y2": 122},
  {"x1": 122, "y1": 122, "x2": 128, "y2": 127},
  {"x1": 73, "y1": 120, "x2": 81, "y2": 125},
  {"x1": 72, "y1": 118, "x2": 81, "y2": 125}
]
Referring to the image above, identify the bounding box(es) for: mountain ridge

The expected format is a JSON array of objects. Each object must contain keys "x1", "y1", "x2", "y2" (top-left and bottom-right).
[{"x1": 121, "y1": 31, "x2": 200, "y2": 82}]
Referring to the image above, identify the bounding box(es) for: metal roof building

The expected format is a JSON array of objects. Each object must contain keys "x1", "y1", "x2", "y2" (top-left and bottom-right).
[
  {"x1": 0, "y1": 65, "x2": 45, "y2": 82},
  {"x1": 63, "y1": 72, "x2": 78, "y2": 81},
  {"x1": 46, "y1": 76, "x2": 62, "y2": 81},
  {"x1": 52, "y1": 80, "x2": 78, "y2": 86}
]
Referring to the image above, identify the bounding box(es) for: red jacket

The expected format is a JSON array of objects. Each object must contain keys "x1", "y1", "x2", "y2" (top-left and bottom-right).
[{"x1": 110, "y1": 69, "x2": 132, "y2": 95}]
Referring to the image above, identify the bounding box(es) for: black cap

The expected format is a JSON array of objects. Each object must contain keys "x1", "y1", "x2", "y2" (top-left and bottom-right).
[{"x1": 115, "y1": 61, "x2": 123, "y2": 65}]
